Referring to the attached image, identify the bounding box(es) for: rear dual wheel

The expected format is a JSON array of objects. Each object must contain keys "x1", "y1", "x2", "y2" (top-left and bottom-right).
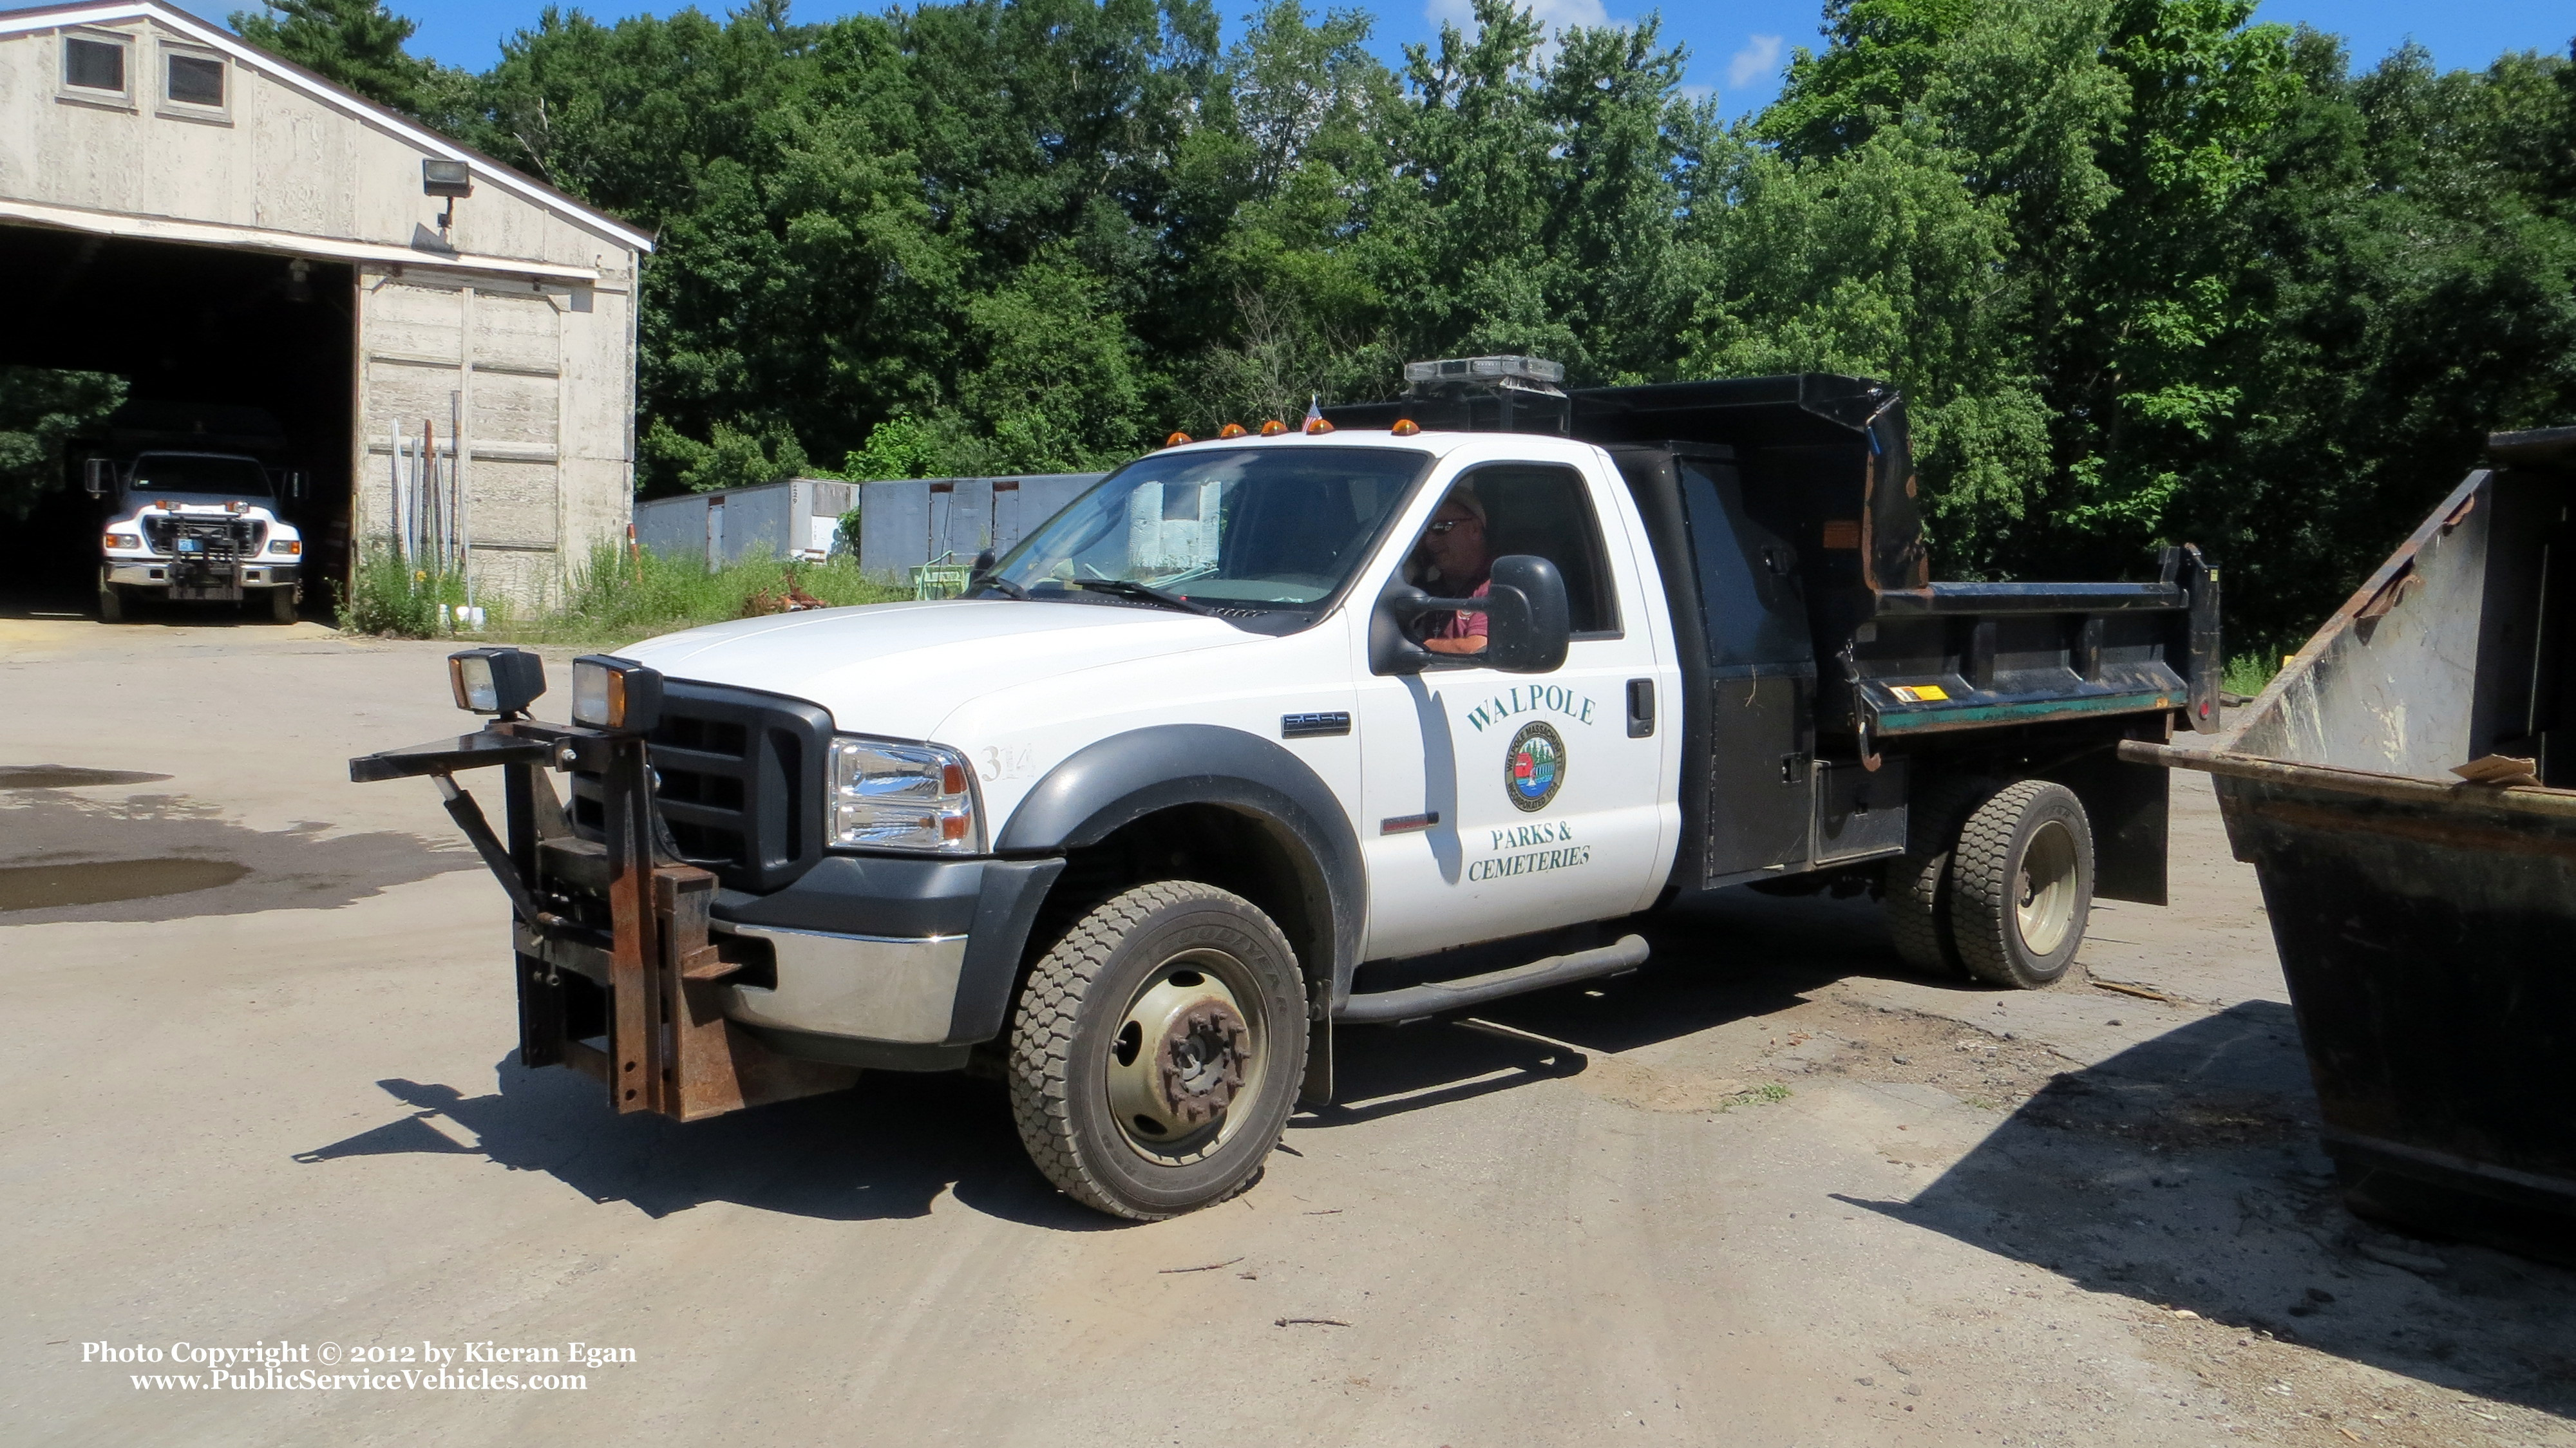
[
  {"x1": 1009, "y1": 881, "x2": 1307, "y2": 1220},
  {"x1": 1882, "y1": 777, "x2": 2094, "y2": 990}
]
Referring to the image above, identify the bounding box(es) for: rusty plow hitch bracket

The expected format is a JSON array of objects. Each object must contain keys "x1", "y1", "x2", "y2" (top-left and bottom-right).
[{"x1": 348, "y1": 720, "x2": 857, "y2": 1123}]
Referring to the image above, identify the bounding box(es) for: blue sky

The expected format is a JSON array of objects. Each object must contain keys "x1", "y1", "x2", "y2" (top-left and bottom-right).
[{"x1": 379, "y1": 0, "x2": 2576, "y2": 120}]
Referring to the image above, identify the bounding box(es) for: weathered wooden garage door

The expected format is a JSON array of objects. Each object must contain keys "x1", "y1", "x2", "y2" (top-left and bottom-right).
[{"x1": 357, "y1": 267, "x2": 565, "y2": 605}]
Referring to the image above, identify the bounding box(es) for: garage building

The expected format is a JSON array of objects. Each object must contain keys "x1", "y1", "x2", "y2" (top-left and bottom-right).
[{"x1": 0, "y1": 0, "x2": 652, "y2": 608}]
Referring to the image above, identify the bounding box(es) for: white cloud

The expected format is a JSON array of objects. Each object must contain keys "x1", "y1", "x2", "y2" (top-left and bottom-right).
[
  {"x1": 1727, "y1": 33, "x2": 1783, "y2": 91},
  {"x1": 1426, "y1": 0, "x2": 1613, "y2": 37}
]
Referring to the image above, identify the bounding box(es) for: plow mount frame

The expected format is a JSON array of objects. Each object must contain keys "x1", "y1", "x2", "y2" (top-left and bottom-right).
[{"x1": 352, "y1": 721, "x2": 857, "y2": 1122}]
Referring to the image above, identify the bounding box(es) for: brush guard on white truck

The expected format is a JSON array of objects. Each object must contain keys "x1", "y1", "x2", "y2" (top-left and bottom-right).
[{"x1": 350, "y1": 719, "x2": 858, "y2": 1122}]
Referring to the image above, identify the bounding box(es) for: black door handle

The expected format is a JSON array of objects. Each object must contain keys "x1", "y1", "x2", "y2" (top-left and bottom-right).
[{"x1": 1626, "y1": 678, "x2": 1654, "y2": 738}]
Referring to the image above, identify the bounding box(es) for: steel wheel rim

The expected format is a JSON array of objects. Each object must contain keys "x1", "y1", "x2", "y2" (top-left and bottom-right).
[
  {"x1": 2014, "y1": 819, "x2": 2079, "y2": 957},
  {"x1": 1103, "y1": 948, "x2": 1267, "y2": 1166}
]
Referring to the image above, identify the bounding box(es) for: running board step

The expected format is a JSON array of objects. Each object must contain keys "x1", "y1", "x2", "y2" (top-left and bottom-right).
[{"x1": 1335, "y1": 935, "x2": 1651, "y2": 1026}]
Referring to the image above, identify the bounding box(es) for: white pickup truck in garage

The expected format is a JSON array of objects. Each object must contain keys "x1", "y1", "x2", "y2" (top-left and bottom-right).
[
  {"x1": 91, "y1": 450, "x2": 305, "y2": 623},
  {"x1": 353, "y1": 359, "x2": 2220, "y2": 1219}
]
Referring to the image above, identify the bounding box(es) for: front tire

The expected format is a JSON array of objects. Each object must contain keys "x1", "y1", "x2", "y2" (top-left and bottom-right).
[
  {"x1": 1009, "y1": 881, "x2": 1307, "y2": 1220},
  {"x1": 97, "y1": 570, "x2": 126, "y2": 624},
  {"x1": 1949, "y1": 780, "x2": 2094, "y2": 989},
  {"x1": 268, "y1": 587, "x2": 298, "y2": 624}
]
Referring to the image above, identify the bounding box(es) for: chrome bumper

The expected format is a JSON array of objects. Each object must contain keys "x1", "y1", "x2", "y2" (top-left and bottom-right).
[
  {"x1": 713, "y1": 921, "x2": 969, "y2": 1045},
  {"x1": 107, "y1": 561, "x2": 299, "y2": 587}
]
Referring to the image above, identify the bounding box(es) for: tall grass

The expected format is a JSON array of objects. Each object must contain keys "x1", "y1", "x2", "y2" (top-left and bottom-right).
[
  {"x1": 336, "y1": 545, "x2": 467, "y2": 637},
  {"x1": 477, "y1": 543, "x2": 907, "y2": 650},
  {"x1": 336, "y1": 540, "x2": 907, "y2": 648},
  {"x1": 2221, "y1": 650, "x2": 2284, "y2": 699}
]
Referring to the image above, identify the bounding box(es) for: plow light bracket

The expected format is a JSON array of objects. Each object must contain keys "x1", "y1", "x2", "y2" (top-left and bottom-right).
[
  {"x1": 450, "y1": 647, "x2": 547, "y2": 718},
  {"x1": 572, "y1": 655, "x2": 663, "y2": 733}
]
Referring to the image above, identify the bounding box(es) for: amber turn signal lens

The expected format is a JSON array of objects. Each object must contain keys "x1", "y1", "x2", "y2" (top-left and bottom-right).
[
  {"x1": 1391, "y1": 419, "x2": 1421, "y2": 436},
  {"x1": 1259, "y1": 420, "x2": 1288, "y2": 437}
]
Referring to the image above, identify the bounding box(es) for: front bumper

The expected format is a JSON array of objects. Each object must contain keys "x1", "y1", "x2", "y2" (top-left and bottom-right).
[
  {"x1": 107, "y1": 560, "x2": 299, "y2": 588},
  {"x1": 710, "y1": 856, "x2": 1065, "y2": 1061}
]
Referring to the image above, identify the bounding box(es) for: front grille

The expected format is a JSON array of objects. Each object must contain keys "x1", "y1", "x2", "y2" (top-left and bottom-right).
[
  {"x1": 141, "y1": 514, "x2": 265, "y2": 556},
  {"x1": 569, "y1": 681, "x2": 833, "y2": 894}
]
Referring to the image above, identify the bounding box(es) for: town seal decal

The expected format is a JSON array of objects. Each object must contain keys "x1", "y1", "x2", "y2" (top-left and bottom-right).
[{"x1": 1504, "y1": 721, "x2": 1565, "y2": 813}]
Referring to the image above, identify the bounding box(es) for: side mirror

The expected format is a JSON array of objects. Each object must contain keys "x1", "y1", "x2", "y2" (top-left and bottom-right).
[
  {"x1": 83, "y1": 458, "x2": 113, "y2": 498},
  {"x1": 287, "y1": 471, "x2": 309, "y2": 502},
  {"x1": 1481, "y1": 554, "x2": 1571, "y2": 673},
  {"x1": 1368, "y1": 553, "x2": 1571, "y2": 675}
]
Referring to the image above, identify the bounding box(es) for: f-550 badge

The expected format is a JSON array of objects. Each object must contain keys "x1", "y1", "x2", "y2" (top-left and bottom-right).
[{"x1": 1505, "y1": 722, "x2": 1565, "y2": 813}]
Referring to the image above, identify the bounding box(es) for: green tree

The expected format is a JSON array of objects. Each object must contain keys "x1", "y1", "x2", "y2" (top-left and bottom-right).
[
  {"x1": 230, "y1": 0, "x2": 442, "y2": 117},
  {"x1": 0, "y1": 368, "x2": 127, "y2": 519}
]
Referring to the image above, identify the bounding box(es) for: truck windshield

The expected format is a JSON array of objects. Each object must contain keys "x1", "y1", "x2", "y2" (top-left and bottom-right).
[
  {"x1": 988, "y1": 446, "x2": 1431, "y2": 623},
  {"x1": 127, "y1": 454, "x2": 273, "y2": 499}
]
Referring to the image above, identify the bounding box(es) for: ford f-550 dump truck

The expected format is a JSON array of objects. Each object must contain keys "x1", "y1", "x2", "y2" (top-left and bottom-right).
[{"x1": 352, "y1": 362, "x2": 2220, "y2": 1219}]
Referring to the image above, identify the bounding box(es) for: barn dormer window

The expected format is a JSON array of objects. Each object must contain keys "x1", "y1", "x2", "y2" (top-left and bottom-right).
[
  {"x1": 167, "y1": 53, "x2": 223, "y2": 106},
  {"x1": 155, "y1": 41, "x2": 229, "y2": 122},
  {"x1": 59, "y1": 30, "x2": 133, "y2": 105}
]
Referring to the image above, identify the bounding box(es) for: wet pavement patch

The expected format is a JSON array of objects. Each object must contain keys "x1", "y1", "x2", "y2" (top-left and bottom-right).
[
  {"x1": 0, "y1": 765, "x2": 175, "y2": 789},
  {"x1": 0, "y1": 792, "x2": 473, "y2": 924},
  {"x1": 0, "y1": 857, "x2": 252, "y2": 912}
]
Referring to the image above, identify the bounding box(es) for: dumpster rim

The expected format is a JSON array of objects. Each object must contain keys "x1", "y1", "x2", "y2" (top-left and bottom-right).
[{"x1": 2119, "y1": 741, "x2": 2576, "y2": 823}]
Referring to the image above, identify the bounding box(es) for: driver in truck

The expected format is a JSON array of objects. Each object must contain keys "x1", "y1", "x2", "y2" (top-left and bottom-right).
[{"x1": 1415, "y1": 482, "x2": 1490, "y2": 655}]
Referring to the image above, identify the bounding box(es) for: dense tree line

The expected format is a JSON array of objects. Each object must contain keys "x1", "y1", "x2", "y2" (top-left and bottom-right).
[{"x1": 210, "y1": 0, "x2": 2576, "y2": 641}]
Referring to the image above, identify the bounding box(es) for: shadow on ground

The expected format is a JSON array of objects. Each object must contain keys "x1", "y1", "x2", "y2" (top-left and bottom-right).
[
  {"x1": 294, "y1": 1057, "x2": 1122, "y2": 1230},
  {"x1": 285, "y1": 884, "x2": 1949, "y2": 1228},
  {"x1": 1838, "y1": 1003, "x2": 2576, "y2": 1418}
]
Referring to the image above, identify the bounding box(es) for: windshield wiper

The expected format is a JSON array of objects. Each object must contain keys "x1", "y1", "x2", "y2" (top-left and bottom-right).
[
  {"x1": 972, "y1": 574, "x2": 1029, "y2": 600},
  {"x1": 1069, "y1": 578, "x2": 1216, "y2": 616}
]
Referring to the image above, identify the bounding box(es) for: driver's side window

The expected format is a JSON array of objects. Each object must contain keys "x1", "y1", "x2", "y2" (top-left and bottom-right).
[{"x1": 1401, "y1": 463, "x2": 1620, "y2": 643}]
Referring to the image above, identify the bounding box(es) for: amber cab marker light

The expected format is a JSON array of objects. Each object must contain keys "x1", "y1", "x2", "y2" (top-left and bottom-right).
[
  {"x1": 1303, "y1": 417, "x2": 1336, "y2": 435},
  {"x1": 1165, "y1": 431, "x2": 1193, "y2": 447},
  {"x1": 1217, "y1": 422, "x2": 1248, "y2": 438},
  {"x1": 1259, "y1": 420, "x2": 1288, "y2": 437},
  {"x1": 1391, "y1": 419, "x2": 1421, "y2": 437}
]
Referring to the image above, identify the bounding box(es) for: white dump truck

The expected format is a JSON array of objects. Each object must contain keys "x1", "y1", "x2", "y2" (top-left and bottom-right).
[
  {"x1": 354, "y1": 361, "x2": 2219, "y2": 1219},
  {"x1": 90, "y1": 450, "x2": 305, "y2": 623}
]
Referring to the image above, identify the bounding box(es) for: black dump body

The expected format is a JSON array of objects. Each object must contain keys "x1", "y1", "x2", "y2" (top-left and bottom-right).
[
  {"x1": 2134, "y1": 426, "x2": 2576, "y2": 1265},
  {"x1": 1330, "y1": 373, "x2": 2221, "y2": 899}
]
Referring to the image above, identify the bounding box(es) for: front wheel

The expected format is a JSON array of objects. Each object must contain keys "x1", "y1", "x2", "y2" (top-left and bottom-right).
[
  {"x1": 1009, "y1": 881, "x2": 1307, "y2": 1220},
  {"x1": 1949, "y1": 779, "x2": 2094, "y2": 989},
  {"x1": 97, "y1": 570, "x2": 126, "y2": 624},
  {"x1": 267, "y1": 587, "x2": 298, "y2": 624}
]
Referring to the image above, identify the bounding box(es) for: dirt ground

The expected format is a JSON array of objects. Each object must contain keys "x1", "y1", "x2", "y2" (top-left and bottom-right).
[{"x1": 1, "y1": 616, "x2": 2570, "y2": 1447}]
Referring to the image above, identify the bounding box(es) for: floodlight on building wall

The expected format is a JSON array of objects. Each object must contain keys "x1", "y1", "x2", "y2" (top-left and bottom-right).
[
  {"x1": 422, "y1": 160, "x2": 473, "y2": 198},
  {"x1": 423, "y1": 159, "x2": 473, "y2": 237}
]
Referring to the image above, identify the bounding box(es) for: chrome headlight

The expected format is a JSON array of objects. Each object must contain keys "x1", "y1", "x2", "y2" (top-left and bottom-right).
[{"x1": 829, "y1": 736, "x2": 982, "y2": 853}]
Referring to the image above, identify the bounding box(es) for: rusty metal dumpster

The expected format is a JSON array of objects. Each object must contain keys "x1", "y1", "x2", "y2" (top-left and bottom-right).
[{"x1": 2126, "y1": 426, "x2": 2576, "y2": 1266}]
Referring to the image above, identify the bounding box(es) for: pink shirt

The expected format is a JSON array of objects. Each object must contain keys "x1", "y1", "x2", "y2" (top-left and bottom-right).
[{"x1": 1432, "y1": 579, "x2": 1491, "y2": 640}]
